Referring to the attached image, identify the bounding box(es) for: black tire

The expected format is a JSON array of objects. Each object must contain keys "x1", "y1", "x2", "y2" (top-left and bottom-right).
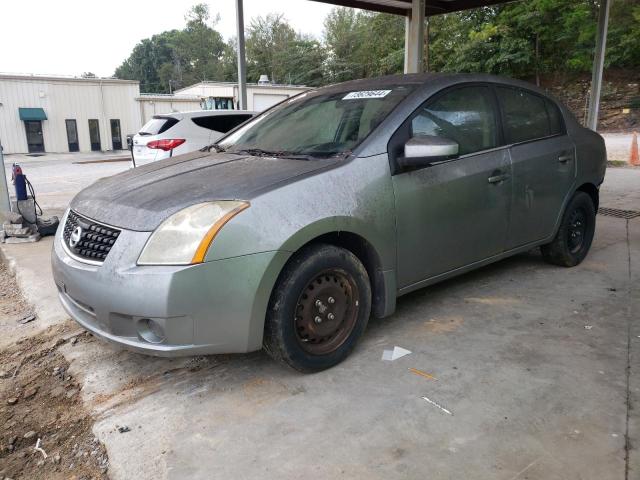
[
  {"x1": 541, "y1": 191, "x2": 596, "y2": 267},
  {"x1": 263, "y1": 244, "x2": 371, "y2": 373}
]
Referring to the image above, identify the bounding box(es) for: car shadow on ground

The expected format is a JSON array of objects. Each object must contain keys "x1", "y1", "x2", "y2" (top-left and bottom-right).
[{"x1": 64, "y1": 248, "x2": 548, "y2": 413}]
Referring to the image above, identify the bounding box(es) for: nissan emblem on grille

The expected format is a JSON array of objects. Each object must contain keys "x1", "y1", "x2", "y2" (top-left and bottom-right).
[
  {"x1": 63, "y1": 210, "x2": 121, "y2": 263},
  {"x1": 69, "y1": 226, "x2": 82, "y2": 248}
]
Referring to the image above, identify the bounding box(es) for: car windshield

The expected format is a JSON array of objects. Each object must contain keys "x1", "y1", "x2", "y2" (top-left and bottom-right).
[{"x1": 219, "y1": 85, "x2": 416, "y2": 157}]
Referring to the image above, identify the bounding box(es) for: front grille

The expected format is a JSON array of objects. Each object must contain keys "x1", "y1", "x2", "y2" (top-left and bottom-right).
[
  {"x1": 63, "y1": 210, "x2": 120, "y2": 263},
  {"x1": 598, "y1": 207, "x2": 640, "y2": 219}
]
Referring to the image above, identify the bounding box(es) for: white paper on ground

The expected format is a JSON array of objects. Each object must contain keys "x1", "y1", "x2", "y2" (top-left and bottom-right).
[{"x1": 381, "y1": 346, "x2": 412, "y2": 361}]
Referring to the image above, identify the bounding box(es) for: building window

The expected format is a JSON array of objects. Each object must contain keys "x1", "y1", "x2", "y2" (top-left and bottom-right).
[
  {"x1": 201, "y1": 97, "x2": 235, "y2": 111},
  {"x1": 88, "y1": 119, "x2": 101, "y2": 151},
  {"x1": 110, "y1": 119, "x2": 122, "y2": 150},
  {"x1": 65, "y1": 119, "x2": 79, "y2": 152}
]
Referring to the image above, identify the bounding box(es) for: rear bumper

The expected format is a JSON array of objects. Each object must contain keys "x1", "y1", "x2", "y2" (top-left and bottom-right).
[
  {"x1": 51, "y1": 219, "x2": 288, "y2": 356},
  {"x1": 132, "y1": 147, "x2": 166, "y2": 167}
]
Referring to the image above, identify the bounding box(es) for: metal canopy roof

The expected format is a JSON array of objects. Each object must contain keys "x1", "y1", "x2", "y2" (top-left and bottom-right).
[{"x1": 309, "y1": 0, "x2": 513, "y2": 16}]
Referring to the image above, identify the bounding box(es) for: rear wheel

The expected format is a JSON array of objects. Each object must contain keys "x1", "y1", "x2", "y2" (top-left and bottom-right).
[
  {"x1": 541, "y1": 191, "x2": 596, "y2": 267},
  {"x1": 263, "y1": 244, "x2": 371, "y2": 372}
]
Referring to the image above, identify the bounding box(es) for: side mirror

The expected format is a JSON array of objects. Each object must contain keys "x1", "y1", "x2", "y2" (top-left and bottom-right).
[{"x1": 398, "y1": 135, "x2": 459, "y2": 169}]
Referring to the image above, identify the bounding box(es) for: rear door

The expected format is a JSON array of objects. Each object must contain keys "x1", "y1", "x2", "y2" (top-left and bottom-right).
[
  {"x1": 392, "y1": 85, "x2": 512, "y2": 288},
  {"x1": 495, "y1": 87, "x2": 576, "y2": 248}
]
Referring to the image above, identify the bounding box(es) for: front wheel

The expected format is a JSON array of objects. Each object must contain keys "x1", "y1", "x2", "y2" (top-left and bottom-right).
[
  {"x1": 263, "y1": 244, "x2": 371, "y2": 372},
  {"x1": 541, "y1": 191, "x2": 596, "y2": 267}
]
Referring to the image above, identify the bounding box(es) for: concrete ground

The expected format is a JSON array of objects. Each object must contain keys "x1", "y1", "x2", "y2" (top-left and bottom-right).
[
  {"x1": 602, "y1": 133, "x2": 638, "y2": 162},
  {"x1": 0, "y1": 156, "x2": 638, "y2": 479},
  {"x1": 3, "y1": 152, "x2": 130, "y2": 215}
]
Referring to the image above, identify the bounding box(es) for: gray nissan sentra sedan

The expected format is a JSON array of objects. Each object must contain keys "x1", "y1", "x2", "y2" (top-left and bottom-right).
[{"x1": 52, "y1": 73, "x2": 606, "y2": 372}]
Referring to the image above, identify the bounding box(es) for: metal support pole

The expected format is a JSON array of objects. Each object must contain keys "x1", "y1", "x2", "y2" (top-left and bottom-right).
[
  {"x1": 235, "y1": 0, "x2": 247, "y2": 110},
  {"x1": 587, "y1": 0, "x2": 610, "y2": 131},
  {"x1": 0, "y1": 142, "x2": 10, "y2": 212},
  {"x1": 404, "y1": 0, "x2": 425, "y2": 74}
]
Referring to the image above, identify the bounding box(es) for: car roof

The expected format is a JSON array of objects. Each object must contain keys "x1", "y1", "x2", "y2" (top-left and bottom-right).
[{"x1": 311, "y1": 72, "x2": 555, "y2": 100}]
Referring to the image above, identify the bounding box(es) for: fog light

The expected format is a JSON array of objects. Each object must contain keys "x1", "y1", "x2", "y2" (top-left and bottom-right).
[{"x1": 138, "y1": 318, "x2": 166, "y2": 344}]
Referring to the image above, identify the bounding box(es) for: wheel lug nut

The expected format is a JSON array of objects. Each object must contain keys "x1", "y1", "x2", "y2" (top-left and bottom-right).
[
  {"x1": 328, "y1": 297, "x2": 335, "y2": 304},
  {"x1": 327, "y1": 313, "x2": 335, "y2": 321},
  {"x1": 315, "y1": 300, "x2": 322, "y2": 308},
  {"x1": 314, "y1": 316, "x2": 322, "y2": 324}
]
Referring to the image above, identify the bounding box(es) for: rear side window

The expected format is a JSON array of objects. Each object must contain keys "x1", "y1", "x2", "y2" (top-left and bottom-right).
[
  {"x1": 498, "y1": 88, "x2": 551, "y2": 143},
  {"x1": 139, "y1": 116, "x2": 179, "y2": 135},
  {"x1": 545, "y1": 99, "x2": 565, "y2": 135},
  {"x1": 192, "y1": 114, "x2": 253, "y2": 133},
  {"x1": 411, "y1": 86, "x2": 498, "y2": 155}
]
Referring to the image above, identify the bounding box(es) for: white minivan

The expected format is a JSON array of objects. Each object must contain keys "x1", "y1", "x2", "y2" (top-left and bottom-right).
[{"x1": 132, "y1": 110, "x2": 254, "y2": 167}]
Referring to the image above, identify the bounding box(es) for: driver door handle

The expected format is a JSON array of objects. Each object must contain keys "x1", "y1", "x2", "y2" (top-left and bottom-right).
[
  {"x1": 558, "y1": 154, "x2": 572, "y2": 163},
  {"x1": 488, "y1": 173, "x2": 510, "y2": 184}
]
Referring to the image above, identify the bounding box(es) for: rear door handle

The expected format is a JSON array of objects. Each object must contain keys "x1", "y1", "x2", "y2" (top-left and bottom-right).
[
  {"x1": 488, "y1": 173, "x2": 510, "y2": 184},
  {"x1": 558, "y1": 154, "x2": 573, "y2": 163}
]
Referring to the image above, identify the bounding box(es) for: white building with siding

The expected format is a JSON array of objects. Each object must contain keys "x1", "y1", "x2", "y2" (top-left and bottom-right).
[
  {"x1": 0, "y1": 74, "x2": 309, "y2": 154},
  {"x1": 136, "y1": 94, "x2": 202, "y2": 125},
  {"x1": 175, "y1": 81, "x2": 309, "y2": 111},
  {"x1": 0, "y1": 74, "x2": 141, "y2": 154}
]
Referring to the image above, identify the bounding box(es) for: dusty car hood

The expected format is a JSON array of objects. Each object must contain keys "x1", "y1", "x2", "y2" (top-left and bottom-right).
[{"x1": 70, "y1": 150, "x2": 340, "y2": 231}]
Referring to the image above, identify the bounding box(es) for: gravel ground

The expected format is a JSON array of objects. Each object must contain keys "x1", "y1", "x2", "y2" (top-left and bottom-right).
[{"x1": 0, "y1": 261, "x2": 109, "y2": 480}]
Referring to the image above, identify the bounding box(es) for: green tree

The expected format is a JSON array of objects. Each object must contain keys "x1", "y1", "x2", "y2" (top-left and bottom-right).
[
  {"x1": 245, "y1": 14, "x2": 325, "y2": 85},
  {"x1": 115, "y1": 4, "x2": 227, "y2": 93},
  {"x1": 323, "y1": 8, "x2": 404, "y2": 82},
  {"x1": 177, "y1": 3, "x2": 226, "y2": 85}
]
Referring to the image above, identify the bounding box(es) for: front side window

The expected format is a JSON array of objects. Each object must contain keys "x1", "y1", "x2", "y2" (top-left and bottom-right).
[
  {"x1": 219, "y1": 85, "x2": 416, "y2": 157},
  {"x1": 498, "y1": 87, "x2": 551, "y2": 143},
  {"x1": 411, "y1": 86, "x2": 498, "y2": 156}
]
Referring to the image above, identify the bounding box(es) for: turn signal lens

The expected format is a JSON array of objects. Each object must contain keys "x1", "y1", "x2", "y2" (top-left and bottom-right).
[{"x1": 146, "y1": 139, "x2": 186, "y2": 151}]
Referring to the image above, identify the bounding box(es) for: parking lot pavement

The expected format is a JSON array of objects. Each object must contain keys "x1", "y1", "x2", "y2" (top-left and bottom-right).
[
  {"x1": 0, "y1": 167, "x2": 638, "y2": 479},
  {"x1": 3, "y1": 152, "x2": 130, "y2": 215}
]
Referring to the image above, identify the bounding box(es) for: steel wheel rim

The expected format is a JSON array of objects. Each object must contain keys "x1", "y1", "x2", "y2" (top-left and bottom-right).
[
  {"x1": 567, "y1": 207, "x2": 587, "y2": 254},
  {"x1": 294, "y1": 269, "x2": 359, "y2": 355}
]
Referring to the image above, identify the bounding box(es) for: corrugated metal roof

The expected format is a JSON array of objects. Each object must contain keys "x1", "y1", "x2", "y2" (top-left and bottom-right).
[
  {"x1": 309, "y1": 0, "x2": 513, "y2": 16},
  {"x1": 0, "y1": 73, "x2": 139, "y2": 85}
]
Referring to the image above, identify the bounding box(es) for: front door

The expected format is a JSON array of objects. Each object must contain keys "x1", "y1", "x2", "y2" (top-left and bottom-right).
[
  {"x1": 392, "y1": 85, "x2": 511, "y2": 288},
  {"x1": 495, "y1": 87, "x2": 577, "y2": 248},
  {"x1": 65, "y1": 119, "x2": 79, "y2": 152},
  {"x1": 24, "y1": 121, "x2": 44, "y2": 153},
  {"x1": 88, "y1": 119, "x2": 101, "y2": 151},
  {"x1": 110, "y1": 119, "x2": 122, "y2": 150}
]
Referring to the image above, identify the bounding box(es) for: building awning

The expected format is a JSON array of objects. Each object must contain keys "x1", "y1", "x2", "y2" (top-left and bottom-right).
[{"x1": 18, "y1": 107, "x2": 47, "y2": 121}]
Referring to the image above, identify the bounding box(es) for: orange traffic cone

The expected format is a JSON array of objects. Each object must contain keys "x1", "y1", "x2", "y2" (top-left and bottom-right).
[{"x1": 631, "y1": 131, "x2": 640, "y2": 166}]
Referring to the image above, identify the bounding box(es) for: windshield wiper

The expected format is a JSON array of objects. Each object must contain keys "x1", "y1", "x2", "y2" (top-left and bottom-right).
[
  {"x1": 232, "y1": 148, "x2": 323, "y2": 161},
  {"x1": 233, "y1": 148, "x2": 283, "y2": 157},
  {"x1": 201, "y1": 143, "x2": 226, "y2": 153}
]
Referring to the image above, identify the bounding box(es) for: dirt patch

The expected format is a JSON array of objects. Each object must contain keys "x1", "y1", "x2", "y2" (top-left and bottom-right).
[
  {"x1": 0, "y1": 264, "x2": 108, "y2": 479},
  {"x1": 464, "y1": 296, "x2": 522, "y2": 306},
  {"x1": 421, "y1": 316, "x2": 464, "y2": 334}
]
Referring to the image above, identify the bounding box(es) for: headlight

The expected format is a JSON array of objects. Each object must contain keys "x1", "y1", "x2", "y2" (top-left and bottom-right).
[{"x1": 137, "y1": 201, "x2": 249, "y2": 265}]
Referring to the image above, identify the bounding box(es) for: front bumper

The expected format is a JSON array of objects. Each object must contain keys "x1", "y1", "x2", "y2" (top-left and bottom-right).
[{"x1": 51, "y1": 218, "x2": 288, "y2": 356}]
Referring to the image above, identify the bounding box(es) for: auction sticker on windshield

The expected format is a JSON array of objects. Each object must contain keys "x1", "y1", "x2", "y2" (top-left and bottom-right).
[{"x1": 343, "y1": 90, "x2": 392, "y2": 100}]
